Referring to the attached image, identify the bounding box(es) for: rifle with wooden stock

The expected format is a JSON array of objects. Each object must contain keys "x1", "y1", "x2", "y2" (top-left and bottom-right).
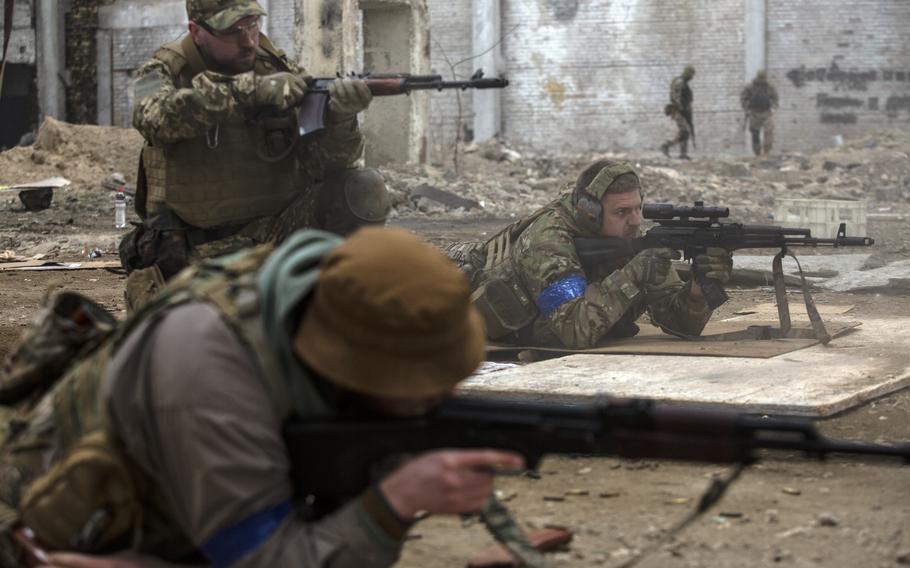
[
  {"x1": 285, "y1": 394, "x2": 909, "y2": 510},
  {"x1": 297, "y1": 70, "x2": 509, "y2": 140}
]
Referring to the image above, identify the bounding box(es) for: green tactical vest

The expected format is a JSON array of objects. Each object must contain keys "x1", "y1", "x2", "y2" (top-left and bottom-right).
[
  {"x1": 0, "y1": 245, "x2": 295, "y2": 560},
  {"x1": 140, "y1": 34, "x2": 308, "y2": 229}
]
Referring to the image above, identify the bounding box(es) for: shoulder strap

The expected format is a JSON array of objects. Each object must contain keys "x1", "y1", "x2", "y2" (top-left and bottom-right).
[
  {"x1": 177, "y1": 247, "x2": 292, "y2": 421},
  {"x1": 257, "y1": 34, "x2": 292, "y2": 72},
  {"x1": 178, "y1": 34, "x2": 209, "y2": 77}
]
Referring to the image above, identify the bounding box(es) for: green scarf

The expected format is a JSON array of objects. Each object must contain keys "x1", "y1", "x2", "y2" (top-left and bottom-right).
[{"x1": 256, "y1": 230, "x2": 342, "y2": 418}]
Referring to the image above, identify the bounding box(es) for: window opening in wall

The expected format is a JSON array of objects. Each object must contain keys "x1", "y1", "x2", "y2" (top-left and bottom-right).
[{"x1": 0, "y1": 63, "x2": 39, "y2": 150}]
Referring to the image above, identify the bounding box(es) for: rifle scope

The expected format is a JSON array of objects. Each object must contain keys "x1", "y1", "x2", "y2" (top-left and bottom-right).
[{"x1": 644, "y1": 201, "x2": 729, "y2": 220}]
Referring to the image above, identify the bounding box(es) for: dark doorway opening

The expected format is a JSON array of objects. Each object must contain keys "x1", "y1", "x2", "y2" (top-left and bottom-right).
[{"x1": 0, "y1": 63, "x2": 39, "y2": 150}]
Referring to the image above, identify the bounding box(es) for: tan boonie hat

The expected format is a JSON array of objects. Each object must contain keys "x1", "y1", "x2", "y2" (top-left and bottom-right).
[
  {"x1": 294, "y1": 227, "x2": 485, "y2": 399},
  {"x1": 186, "y1": 0, "x2": 266, "y2": 32}
]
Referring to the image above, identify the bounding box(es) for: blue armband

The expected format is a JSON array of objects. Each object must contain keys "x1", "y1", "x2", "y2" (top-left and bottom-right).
[
  {"x1": 201, "y1": 500, "x2": 292, "y2": 568},
  {"x1": 536, "y1": 274, "x2": 588, "y2": 316}
]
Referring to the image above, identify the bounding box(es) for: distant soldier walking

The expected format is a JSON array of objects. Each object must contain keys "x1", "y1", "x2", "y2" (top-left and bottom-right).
[
  {"x1": 660, "y1": 65, "x2": 695, "y2": 160},
  {"x1": 740, "y1": 70, "x2": 779, "y2": 156}
]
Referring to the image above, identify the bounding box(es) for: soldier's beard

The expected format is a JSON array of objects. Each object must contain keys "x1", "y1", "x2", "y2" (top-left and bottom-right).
[{"x1": 200, "y1": 47, "x2": 256, "y2": 75}]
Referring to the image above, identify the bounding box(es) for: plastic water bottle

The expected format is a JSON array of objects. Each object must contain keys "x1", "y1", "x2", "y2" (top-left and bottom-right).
[{"x1": 114, "y1": 186, "x2": 127, "y2": 229}]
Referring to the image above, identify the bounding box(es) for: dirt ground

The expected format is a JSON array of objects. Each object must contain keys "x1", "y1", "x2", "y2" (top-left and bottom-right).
[{"x1": 0, "y1": 121, "x2": 909, "y2": 567}]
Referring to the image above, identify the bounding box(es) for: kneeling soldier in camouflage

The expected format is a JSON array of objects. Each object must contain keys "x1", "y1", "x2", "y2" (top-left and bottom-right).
[{"x1": 121, "y1": 0, "x2": 390, "y2": 312}]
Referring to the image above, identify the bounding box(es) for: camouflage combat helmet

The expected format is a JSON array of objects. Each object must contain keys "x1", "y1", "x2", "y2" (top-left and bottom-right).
[
  {"x1": 572, "y1": 160, "x2": 641, "y2": 234},
  {"x1": 682, "y1": 65, "x2": 696, "y2": 80},
  {"x1": 186, "y1": 0, "x2": 266, "y2": 31},
  {"x1": 755, "y1": 70, "x2": 768, "y2": 83}
]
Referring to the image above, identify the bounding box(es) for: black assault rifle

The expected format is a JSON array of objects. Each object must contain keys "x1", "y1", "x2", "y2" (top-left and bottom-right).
[
  {"x1": 297, "y1": 70, "x2": 508, "y2": 140},
  {"x1": 285, "y1": 395, "x2": 909, "y2": 510},
  {"x1": 574, "y1": 201, "x2": 874, "y2": 312}
]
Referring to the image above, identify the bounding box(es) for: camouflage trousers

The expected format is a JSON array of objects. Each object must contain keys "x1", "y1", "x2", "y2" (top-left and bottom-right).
[
  {"x1": 748, "y1": 110, "x2": 774, "y2": 156},
  {"x1": 662, "y1": 112, "x2": 691, "y2": 158}
]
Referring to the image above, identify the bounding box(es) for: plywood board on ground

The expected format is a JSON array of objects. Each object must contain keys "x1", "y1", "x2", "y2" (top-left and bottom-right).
[
  {"x1": 464, "y1": 317, "x2": 910, "y2": 417},
  {"x1": 487, "y1": 320, "x2": 858, "y2": 359},
  {"x1": 0, "y1": 260, "x2": 122, "y2": 271}
]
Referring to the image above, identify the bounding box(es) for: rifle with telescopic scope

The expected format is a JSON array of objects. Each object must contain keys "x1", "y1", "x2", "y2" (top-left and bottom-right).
[{"x1": 573, "y1": 201, "x2": 874, "y2": 311}]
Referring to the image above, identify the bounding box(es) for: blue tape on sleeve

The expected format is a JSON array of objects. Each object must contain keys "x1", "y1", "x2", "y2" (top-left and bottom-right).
[
  {"x1": 201, "y1": 500, "x2": 293, "y2": 568},
  {"x1": 536, "y1": 274, "x2": 588, "y2": 316}
]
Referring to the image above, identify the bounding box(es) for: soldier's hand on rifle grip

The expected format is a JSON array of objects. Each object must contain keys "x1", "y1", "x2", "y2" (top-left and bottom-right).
[
  {"x1": 624, "y1": 248, "x2": 680, "y2": 287},
  {"x1": 378, "y1": 449, "x2": 524, "y2": 519},
  {"x1": 690, "y1": 247, "x2": 733, "y2": 308},
  {"x1": 328, "y1": 78, "x2": 373, "y2": 116},
  {"x1": 692, "y1": 247, "x2": 733, "y2": 284}
]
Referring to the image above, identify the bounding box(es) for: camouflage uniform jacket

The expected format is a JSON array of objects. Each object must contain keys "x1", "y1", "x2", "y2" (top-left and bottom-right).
[
  {"x1": 740, "y1": 81, "x2": 779, "y2": 112},
  {"x1": 670, "y1": 76, "x2": 693, "y2": 114},
  {"x1": 478, "y1": 189, "x2": 711, "y2": 348},
  {"x1": 131, "y1": 33, "x2": 364, "y2": 222}
]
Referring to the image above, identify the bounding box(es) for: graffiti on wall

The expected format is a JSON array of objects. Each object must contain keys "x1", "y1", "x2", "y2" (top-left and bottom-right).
[
  {"x1": 788, "y1": 59, "x2": 910, "y2": 124},
  {"x1": 786, "y1": 61, "x2": 878, "y2": 91}
]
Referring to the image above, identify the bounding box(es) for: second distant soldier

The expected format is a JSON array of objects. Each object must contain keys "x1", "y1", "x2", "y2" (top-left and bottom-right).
[
  {"x1": 661, "y1": 65, "x2": 695, "y2": 160},
  {"x1": 740, "y1": 70, "x2": 779, "y2": 156}
]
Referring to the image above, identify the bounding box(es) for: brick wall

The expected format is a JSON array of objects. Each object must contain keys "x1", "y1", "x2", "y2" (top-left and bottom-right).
[
  {"x1": 500, "y1": 0, "x2": 744, "y2": 155},
  {"x1": 1, "y1": 0, "x2": 36, "y2": 65},
  {"x1": 767, "y1": 0, "x2": 910, "y2": 153},
  {"x1": 425, "y1": 0, "x2": 474, "y2": 160},
  {"x1": 266, "y1": 1, "x2": 296, "y2": 56},
  {"x1": 110, "y1": 25, "x2": 184, "y2": 126},
  {"x1": 425, "y1": 0, "x2": 910, "y2": 157},
  {"x1": 425, "y1": 0, "x2": 745, "y2": 157}
]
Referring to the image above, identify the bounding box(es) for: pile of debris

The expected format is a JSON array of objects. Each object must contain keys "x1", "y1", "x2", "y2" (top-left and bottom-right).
[
  {"x1": 382, "y1": 131, "x2": 910, "y2": 225},
  {"x1": 0, "y1": 117, "x2": 142, "y2": 192}
]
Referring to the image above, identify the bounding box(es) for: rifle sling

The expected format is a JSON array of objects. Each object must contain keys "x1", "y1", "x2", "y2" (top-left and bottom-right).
[
  {"x1": 614, "y1": 463, "x2": 746, "y2": 568},
  {"x1": 660, "y1": 249, "x2": 831, "y2": 344},
  {"x1": 477, "y1": 496, "x2": 549, "y2": 568}
]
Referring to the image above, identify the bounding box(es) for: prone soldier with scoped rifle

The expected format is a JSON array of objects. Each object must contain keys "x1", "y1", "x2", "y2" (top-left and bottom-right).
[
  {"x1": 120, "y1": 0, "x2": 508, "y2": 312},
  {"x1": 444, "y1": 160, "x2": 873, "y2": 349}
]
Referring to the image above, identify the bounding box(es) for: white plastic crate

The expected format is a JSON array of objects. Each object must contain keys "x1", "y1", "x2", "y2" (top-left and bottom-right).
[{"x1": 773, "y1": 198, "x2": 867, "y2": 239}]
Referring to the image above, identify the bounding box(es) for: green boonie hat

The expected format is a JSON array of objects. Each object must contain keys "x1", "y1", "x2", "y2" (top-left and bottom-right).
[{"x1": 186, "y1": 0, "x2": 267, "y2": 32}]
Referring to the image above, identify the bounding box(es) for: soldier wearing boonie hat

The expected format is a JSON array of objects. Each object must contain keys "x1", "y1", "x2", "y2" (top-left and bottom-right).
[
  {"x1": 120, "y1": 0, "x2": 388, "y2": 314},
  {"x1": 0, "y1": 228, "x2": 522, "y2": 567}
]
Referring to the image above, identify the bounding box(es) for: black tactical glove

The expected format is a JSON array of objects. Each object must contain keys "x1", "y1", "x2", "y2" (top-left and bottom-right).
[
  {"x1": 622, "y1": 248, "x2": 680, "y2": 287},
  {"x1": 692, "y1": 247, "x2": 733, "y2": 283}
]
